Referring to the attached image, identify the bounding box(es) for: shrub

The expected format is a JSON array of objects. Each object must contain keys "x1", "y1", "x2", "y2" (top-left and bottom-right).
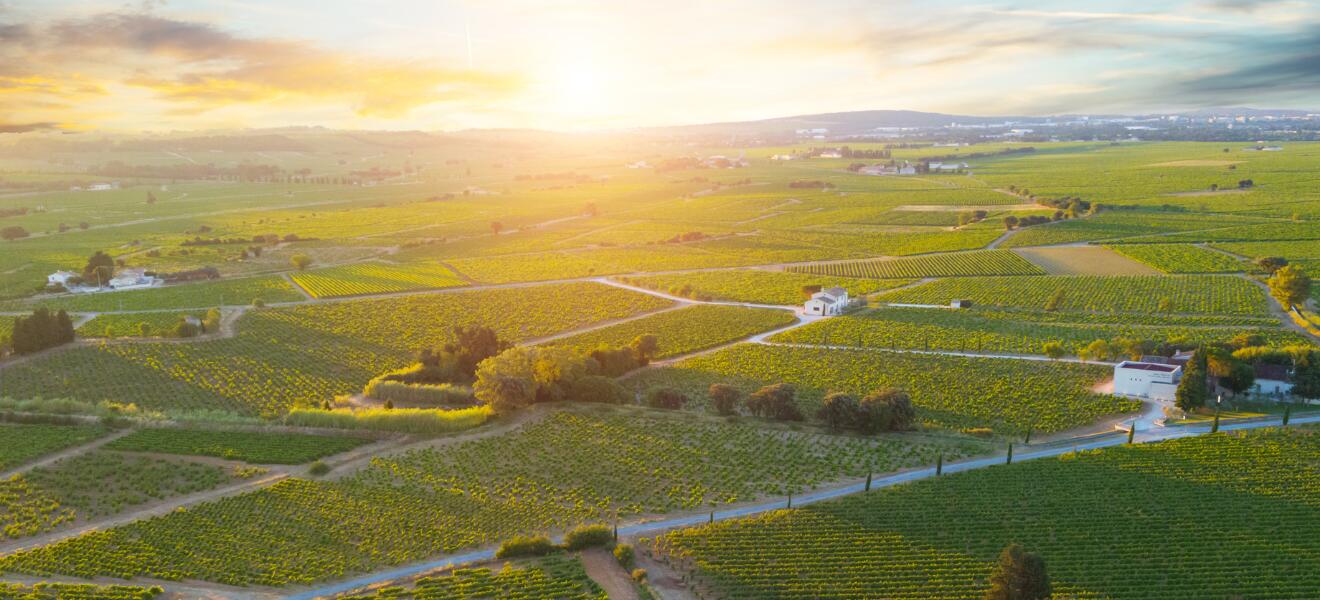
[
  {"x1": 566, "y1": 375, "x2": 627, "y2": 404},
  {"x1": 363, "y1": 379, "x2": 474, "y2": 407},
  {"x1": 283, "y1": 405, "x2": 490, "y2": 435},
  {"x1": 632, "y1": 568, "x2": 648, "y2": 582},
  {"x1": 708, "y1": 384, "x2": 742, "y2": 416},
  {"x1": 646, "y1": 387, "x2": 688, "y2": 410},
  {"x1": 308, "y1": 461, "x2": 331, "y2": 476},
  {"x1": 563, "y1": 523, "x2": 615, "y2": 550},
  {"x1": 614, "y1": 543, "x2": 635, "y2": 569},
  {"x1": 495, "y1": 534, "x2": 556, "y2": 559},
  {"x1": 747, "y1": 383, "x2": 803, "y2": 422}
]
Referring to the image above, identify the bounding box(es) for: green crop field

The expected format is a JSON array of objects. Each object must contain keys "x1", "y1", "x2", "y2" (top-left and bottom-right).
[
  {"x1": 75, "y1": 311, "x2": 206, "y2": 338},
  {"x1": 1, "y1": 451, "x2": 236, "y2": 540},
  {"x1": 0, "y1": 283, "x2": 672, "y2": 416},
  {"x1": 772, "y1": 306, "x2": 1308, "y2": 357},
  {"x1": 617, "y1": 270, "x2": 908, "y2": 305},
  {"x1": 0, "y1": 424, "x2": 106, "y2": 471},
  {"x1": 1, "y1": 276, "x2": 305, "y2": 312},
  {"x1": 1104, "y1": 244, "x2": 1246, "y2": 273},
  {"x1": 0, "y1": 408, "x2": 982, "y2": 586},
  {"x1": 548, "y1": 304, "x2": 797, "y2": 358},
  {"x1": 106, "y1": 428, "x2": 372, "y2": 464},
  {"x1": 340, "y1": 556, "x2": 606, "y2": 599},
  {"x1": 0, "y1": 582, "x2": 163, "y2": 599},
  {"x1": 290, "y1": 261, "x2": 467, "y2": 298},
  {"x1": 652, "y1": 427, "x2": 1320, "y2": 599},
  {"x1": 791, "y1": 250, "x2": 1045, "y2": 279},
  {"x1": 878, "y1": 274, "x2": 1271, "y2": 315},
  {"x1": 632, "y1": 344, "x2": 1136, "y2": 433}
]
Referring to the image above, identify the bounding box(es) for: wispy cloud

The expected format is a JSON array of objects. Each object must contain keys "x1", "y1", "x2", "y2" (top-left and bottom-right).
[{"x1": 983, "y1": 8, "x2": 1228, "y2": 26}]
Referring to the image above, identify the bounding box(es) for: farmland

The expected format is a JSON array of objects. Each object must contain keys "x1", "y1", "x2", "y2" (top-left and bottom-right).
[
  {"x1": 75, "y1": 312, "x2": 205, "y2": 338},
  {"x1": 548, "y1": 304, "x2": 797, "y2": 358},
  {"x1": 1104, "y1": 243, "x2": 1246, "y2": 273},
  {"x1": 339, "y1": 555, "x2": 606, "y2": 599},
  {"x1": 651, "y1": 427, "x2": 1320, "y2": 599},
  {"x1": 790, "y1": 250, "x2": 1044, "y2": 279},
  {"x1": 105, "y1": 428, "x2": 372, "y2": 464},
  {"x1": 290, "y1": 261, "x2": 467, "y2": 298},
  {"x1": 0, "y1": 424, "x2": 106, "y2": 471},
  {"x1": 617, "y1": 270, "x2": 907, "y2": 305},
  {"x1": 1, "y1": 276, "x2": 304, "y2": 312}
]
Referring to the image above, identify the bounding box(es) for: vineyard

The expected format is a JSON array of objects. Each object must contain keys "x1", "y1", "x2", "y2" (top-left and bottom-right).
[
  {"x1": 0, "y1": 583, "x2": 162, "y2": 599},
  {"x1": 339, "y1": 556, "x2": 606, "y2": 599},
  {"x1": 790, "y1": 250, "x2": 1044, "y2": 279},
  {"x1": 75, "y1": 312, "x2": 204, "y2": 338},
  {"x1": 0, "y1": 283, "x2": 671, "y2": 416},
  {"x1": 616, "y1": 270, "x2": 904, "y2": 306},
  {"x1": 633, "y1": 344, "x2": 1136, "y2": 433},
  {"x1": 877, "y1": 275, "x2": 1271, "y2": 315},
  {"x1": 0, "y1": 408, "x2": 981, "y2": 586},
  {"x1": 2, "y1": 451, "x2": 235, "y2": 540},
  {"x1": 1103, "y1": 244, "x2": 1245, "y2": 273},
  {"x1": 548, "y1": 305, "x2": 797, "y2": 358},
  {"x1": 290, "y1": 261, "x2": 468, "y2": 298},
  {"x1": 772, "y1": 307, "x2": 1308, "y2": 356},
  {"x1": 651, "y1": 427, "x2": 1320, "y2": 599},
  {"x1": 0, "y1": 276, "x2": 304, "y2": 312},
  {"x1": 105, "y1": 428, "x2": 372, "y2": 464},
  {"x1": 0, "y1": 424, "x2": 105, "y2": 470}
]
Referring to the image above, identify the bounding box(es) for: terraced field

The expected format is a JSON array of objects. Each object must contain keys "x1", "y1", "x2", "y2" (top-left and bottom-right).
[
  {"x1": 652, "y1": 427, "x2": 1320, "y2": 599},
  {"x1": 290, "y1": 261, "x2": 467, "y2": 298},
  {"x1": 0, "y1": 409, "x2": 981, "y2": 586}
]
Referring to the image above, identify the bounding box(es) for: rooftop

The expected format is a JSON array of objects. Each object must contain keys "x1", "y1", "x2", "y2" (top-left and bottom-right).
[{"x1": 1118, "y1": 361, "x2": 1180, "y2": 373}]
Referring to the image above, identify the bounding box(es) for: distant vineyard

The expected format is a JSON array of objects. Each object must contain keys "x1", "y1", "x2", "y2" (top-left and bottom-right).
[
  {"x1": 0, "y1": 423, "x2": 105, "y2": 471},
  {"x1": 1104, "y1": 244, "x2": 1245, "y2": 273},
  {"x1": 0, "y1": 276, "x2": 304, "y2": 312},
  {"x1": 290, "y1": 261, "x2": 467, "y2": 298},
  {"x1": 548, "y1": 305, "x2": 796, "y2": 358},
  {"x1": 652, "y1": 427, "x2": 1320, "y2": 599},
  {"x1": 0, "y1": 583, "x2": 162, "y2": 599},
  {"x1": 340, "y1": 556, "x2": 605, "y2": 599},
  {"x1": 878, "y1": 275, "x2": 1270, "y2": 315},
  {"x1": 107, "y1": 428, "x2": 371, "y2": 464},
  {"x1": 791, "y1": 250, "x2": 1044, "y2": 279},
  {"x1": 618, "y1": 271, "x2": 907, "y2": 306}
]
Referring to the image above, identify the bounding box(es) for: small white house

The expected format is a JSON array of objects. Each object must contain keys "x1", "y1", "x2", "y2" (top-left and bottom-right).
[
  {"x1": 818, "y1": 151, "x2": 843, "y2": 159},
  {"x1": 804, "y1": 287, "x2": 849, "y2": 316},
  {"x1": 47, "y1": 271, "x2": 78, "y2": 286},
  {"x1": 1114, "y1": 361, "x2": 1183, "y2": 402},
  {"x1": 108, "y1": 268, "x2": 157, "y2": 290},
  {"x1": 1252, "y1": 364, "x2": 1294, "y2": 397},
  {"x1": 86, "y1": 182, "x2": 119, "y2": 191}
]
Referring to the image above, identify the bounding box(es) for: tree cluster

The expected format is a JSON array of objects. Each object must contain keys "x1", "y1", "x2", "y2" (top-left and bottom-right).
[
  {"x1": 8, "y1": 308, "x2": 75, "y2": 355},
  {"x1": 473, "y1": 345, "x2": 630, "y2": 414},
  {"x1": 985, "y1": 544, "x2": 1052, "y2": 600},
  {"x1": 817, "y1": 388, "x2": 916, "y2": 433}
]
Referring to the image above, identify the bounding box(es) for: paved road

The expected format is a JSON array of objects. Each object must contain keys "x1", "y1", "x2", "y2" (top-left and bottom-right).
[{"x1": 285, "y1": 411, "x2": 1320, "y2": 599}]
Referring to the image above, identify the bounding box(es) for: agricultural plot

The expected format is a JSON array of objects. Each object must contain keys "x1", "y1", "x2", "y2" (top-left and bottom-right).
[
  {"x1": 878, "y1": 275, "x2": 1271, "y2": 315},
  {"x1": 618, "y1": 270, "x2": 908, "y2": 305},
  {"x1": 0, "y1": 423, "x2": 105, "y2": 471},
  {"x1": 339, "y1": 556, "x2": 606, "y2": 599},
  {"x1": 446, "y1": 252, "x2": 613, "y2": 284},
  {"x1": 997, "y1": 211, "x2": 1266, "y2": 249},
  {"x1": 776, "y1": 228, "x2": 1003, "y2": 257},
  {"x1": 1124, "y1": 220, "x2": 1320, "y2": 244},
  {"x1": 652, "y1": 427, "x2": 1320, "y2": 599},
  {"x1": 0, "y1": 583, "x2": 162, "y2": 599},
  {"x1": 791, "y1": 250, "x2": 1044, "y2": 279},
  {"x1": 0, "y1": 409, "x2": 981, "y2": 586},
  {"x1": 1, "y1": 451, "x2": 235, "y2": 540},
  {"x1": 0, "y1": 283, "x2": 672, "y2": 416},
  {"x1": 75, "y1": 312, "x2": 206, "y2": 338},
  {"x1": 1104, "y1": 244, "x2": 1246, "y2": 273},
  {"x1": 1013, "y1": 246, "x2": 1161, "y2": 275},
  {"x1": 548, "y1": 305, "x2": 797, "y2": 358},
  {"x1": 0, "y1": 275, "x2": 304, "y2": 312},
  {"x1": 106, "y1": 428, "x2": 372, "y2": 464},
  {"x1": 290, "y1": 261, "x2": 467, "y2": 298},
  {"x1": 772, "y1": 307, "x2": 1308, "y2": 357},
  {"x1": 1212, "y1": 240, "x2": 1320, "y2": 263},
  {"x1": 634, "y1": 344, "x2": 1135, "y2": 433}
]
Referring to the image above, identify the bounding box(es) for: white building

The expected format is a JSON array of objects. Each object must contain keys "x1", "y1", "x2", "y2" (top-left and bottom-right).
[
  {"x1": 804, "y1": 287, "x2": 849, "y2": 317},
  {"x1": 1252, "y1": 364, "x2": 1293, "y2": 397},
  {"x1": 818, "y1": 151, "x2": 843, "y2": 159},
  {"x1": 86, "y1": 182, "x2": 119, "y2": 191},
  {"x1": 928, "y1": 161, "x2": 970, "y2": 172},
  {"x1": 108, "y1": 268, "x2": 157, "y2": 290},
  {"x1": 47, "y1": 271, "x2": 78, "y2": 287},
  {"x1": 1114, "y1": 361, "x2": 1183, "y2": 402}
]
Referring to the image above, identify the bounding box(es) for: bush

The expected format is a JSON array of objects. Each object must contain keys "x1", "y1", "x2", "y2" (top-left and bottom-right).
[
  {"x1": 708, "y1": 383, "x2": 742, "y2": 416},
  {"x1": 646, "y1": 387, "x2": 688, "y2": 410},
  {"x1": 563, "y1": 523, "x2": 615, "y2": 550},
  {"x1": 251, "y1": 298, "x2": 266, "y2": 308},
  {"x1": 495, "y1": 534, "x2": 556, "y2": 559},
  {"x1": 566, "y1": 375, "x2": 628, "y2": 404},
  {"x1": 747, "y1": 383, "x2": 803, "y2": 422},
  {"x1": 284, "y1": 405, "x2": 490, "y2": 435},
  {"x1": 632, "y1": 568, "x2": 648, "y2": 582},
  {"x1": 613, "y1": 543, "x2": 635, "y2": 569},
  {"x1": 308, "y1": 461, "x2": 331, "y2": 476},
  {"x1": 363, "y1": 378, "x2": 474, "y2": 407}
]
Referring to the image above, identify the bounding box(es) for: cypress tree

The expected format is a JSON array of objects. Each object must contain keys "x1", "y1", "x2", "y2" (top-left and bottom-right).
[{"x1": 1175, "y1": 349, "x2": 1209, "y2": 412}]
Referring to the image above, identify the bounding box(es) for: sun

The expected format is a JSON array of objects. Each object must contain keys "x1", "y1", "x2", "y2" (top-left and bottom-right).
[{"x1": 549, "y1": 58, "x2": 612, "y2": 118}]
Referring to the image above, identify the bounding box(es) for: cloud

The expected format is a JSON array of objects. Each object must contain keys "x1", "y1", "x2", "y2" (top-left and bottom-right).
[
  {"x1": 0, "y1": 121, "x2": 59, "y2": 133},
  {"x1": 983, "y1": 8, "x2": 1227, "y2": 26},
  {"x1": 1174, "y1": 28, "x2": 1320, "y2": 96},
  {"x1": 0, "y1": 10, "x2": 522, "y2": 126}
]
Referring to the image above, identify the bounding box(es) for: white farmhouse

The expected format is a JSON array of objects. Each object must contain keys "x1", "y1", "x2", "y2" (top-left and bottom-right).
[
  {"x1": 804, "y1": 287, "x2": 849, "y2": 317},
  {"x1": 108, "y1": 268, "x2": 157, "y2": 290},
  {"x1": 47, "y1": 271, "x2": 78, "y2": 287},
  {"x1": 1113, "y1": 361, "x2": 1183, "y2": 402},
  {"x1": 1252, "y1": 364, "x2": 1293, "y2": 397}
]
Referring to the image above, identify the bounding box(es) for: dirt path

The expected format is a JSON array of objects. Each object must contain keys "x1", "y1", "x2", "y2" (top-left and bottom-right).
[
  {"x1": 1241, "y1": 274, "x2": 1318, "y2": 342},
  {"x1": 0, "y1": 428, "x2": 134, "y2": 480},
  {"x1": 283, "y1": 272, "x2": 314, "y2": 301},
  {"x1": 580, "y1": 548, "x2": 640, "y2": 600}
]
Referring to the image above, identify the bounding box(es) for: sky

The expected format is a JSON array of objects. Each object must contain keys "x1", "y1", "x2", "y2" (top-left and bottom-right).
[{"x1": 1, "y1": 0, "x2": 1319, "y2": 133}]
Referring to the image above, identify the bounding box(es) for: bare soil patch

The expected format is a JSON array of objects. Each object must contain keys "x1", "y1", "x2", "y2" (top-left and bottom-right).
[{"x1": 1014, "y1": 246, "x2": 1162, "y2": 276}]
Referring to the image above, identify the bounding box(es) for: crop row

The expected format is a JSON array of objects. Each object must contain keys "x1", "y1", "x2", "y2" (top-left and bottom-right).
[
  {"x1": 1104, "y1": 244, "x2": 1246, "y2": 273},
  {"x1": 791, "y1": 250, "x2": 1044, "y2": 279},
  {"x1": 106, "y1": 428, "x2": 372, "y2": 464},
  {"x1": 617, "y1": 270, "x2": 906, "y2": 306},
  {"x1": 340, "y1": 555, "x2": 606, "y2": 599},
  {"x1": 1, "y1": 275, "x2": 304, "y2": 312},
  {"x1": 651, "y1": 427, "x2": 1320, "y2": 599},
  {"x1": 75, "y1": 312, "x2": 205, "y2": 338},
  {"x1": 0, "y1": 408, "x2": 980, "y2": 586},
  {"x1": 549, "y1": 305, "x2": 796, "y2": 358},
  {"x1": 290, "y1": 261, "x2": 467, "y2": 298},
  {"x1": 0, "y1": 582, "x2": 162, "y2": 599},
  {"x1": 0, "y1": 423, "x2": 105, "y2": 471},
  {"x1": 877, "y1": 275, "x2": 1271, "y2": 315},
  {"x1": 632, "y1": 344, "x2": 1137, "y2": 433}
]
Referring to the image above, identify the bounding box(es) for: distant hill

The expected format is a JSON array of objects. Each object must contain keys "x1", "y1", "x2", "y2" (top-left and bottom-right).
[{"x1": 649, "y1": 109, "x2": 1037, "y2": 137}]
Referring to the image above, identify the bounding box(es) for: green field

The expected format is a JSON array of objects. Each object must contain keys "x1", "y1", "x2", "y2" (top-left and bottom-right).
[
  {"x1": 340, "y1": 555, "x2": 607, "y2": 599},
  {"x1": 0, "y1": 582, "x2": 162, "y2": 599},
  {"x1": 0, "y1": 424, "x2": 106, "y2": 471},
  {"x1": 632, "y1": 344, "x2": 1136, "y2": 433},
  {"x1": 652, "y1": 427, "x2": 1320, "y2": 599},
  {"x1": 791, "y1": 250, "x2": 1045, "y2": 279},
  {"x1": 290, "y1": 261, "x2": 467, "y2": 298},
  {"x1": 75, "y1": 311, "x2": 206, "y2": 338},
  {"x1": 617, "y1": 270, "x2": 907, "y2": 305},
  {"x1": 548, "y1": 304, "x2": 797, "y2": 358},
  {"x1": 106, "y1": 428, "x2": 372, "y2": 464},
  {"x1": 2, "y1": 276, "x2": 304, "y2": 312},
  {"x1": 0, "y1": 408, "x2": 982, "y2": 586},
  {"x1": 1104, "y1": 243, "x2": 1246, "y2": 273}
]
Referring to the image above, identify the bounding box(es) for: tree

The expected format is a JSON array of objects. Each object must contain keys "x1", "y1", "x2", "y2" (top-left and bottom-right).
[
  {"x1": 290, "y1": 254, "x2": 313, "y2": 271},
  {"x1": 1175, "y1": 349, "x2": 1209, "y2": 411},
  {"x1": 10, "y1": 308, "x2": 75, "y2": 354},
  {"x1": 473, "y1": 346, "x2": 593, "y2": 414},
  {"x1": 985, "y1": 544, "x2": 1052, "y2": 600},
  {"x1": 566, "y1": 375, "x2": 627, "y2": 404},
  {"x1": 747, "y1": 383, "x2": 803, "y2": 421},
  {"x1": 1293, "y1": 356, "x2": 1320, "y2": 400},
  {"x1": 146, "y1": 191, "x2": 157, "y2": 204},
  {"x1": 817, "y1": 392, "x2": 860, "y2": 432},
  {"x1": 1221, "y1": 361, "x2": 1255, "y2": 397},
  {"x1": 1111, "y1": 336, "x2": 1146, "y2": 361},
  {"x1": 708, "y1": 384, "x2": 742, "y2": 416},
  {"x1": 1041, "y1": 341, "x2": 1065, "y2": 360},
  {"x1": 490, "y1": 221, "x2": 504, "y2": 235},
  {"x1": 1267, "y1": 264, "x2": 1311, "y2": 310},
  {"x1": 1256, "y1": 256, "x2": 1288, "y2": 275},
  {"x1": 646, "y1": 387, "x2": 688, "y2": 410},
  {"x1": 1157, "y1": 296, "x2": 1173, "y2": 312},
  {"x1": 1003, "y1": 215, "x2": 1019, "y2": 230},
  {"x1": 860, "y1": 388, "x2": 916, "y2": 433},
  {"x1": 1078, "y1": 339, "x2": 1112, "y2": 362},
  {"x1": 630, "y1": 335, "x2": 660, "y2": 366},
  {"x1": 1043, "y1": 289, "x2": 1064, "y2": 311},
  {"x1": 800, "y1": 285, "x2": 823, "y2": 300},
  {"x1": 83, "y1": 251, "x2": 115, "y2": 286},
  {"x1": 1, "y1": 226, "x2": 29, "y2": 240}
]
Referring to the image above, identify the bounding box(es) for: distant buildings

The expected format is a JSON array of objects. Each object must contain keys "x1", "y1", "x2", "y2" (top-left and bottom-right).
[
  {"x1": 1113, "y1": 361, "x2": 1183, "y2": 402},
  {"x1": 45, "y1": 268, "x2": 159, "y2": 294},
  {"x1": 804, "y1": 287, "x2": 849, "y2": 317}
]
